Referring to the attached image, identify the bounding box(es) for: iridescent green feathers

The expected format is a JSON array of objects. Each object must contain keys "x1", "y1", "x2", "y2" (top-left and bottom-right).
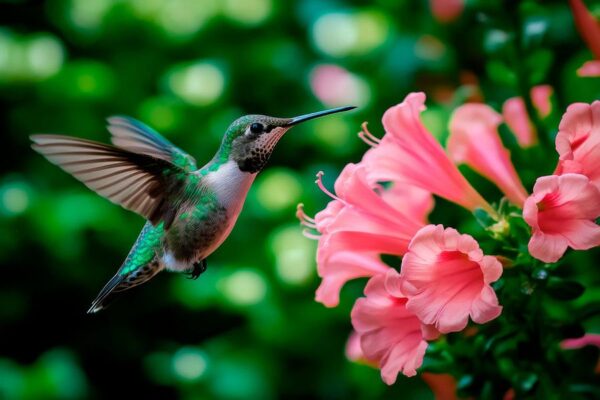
[
  {"x1": 31, "y1": 116, "x2": 197, "y2": 228},
  {"x1": 107, "y1": 116, "x2": 197, "y2": 171},
  {"x1": 87, "y1": 221, "x2": 165, "y2": 313}
]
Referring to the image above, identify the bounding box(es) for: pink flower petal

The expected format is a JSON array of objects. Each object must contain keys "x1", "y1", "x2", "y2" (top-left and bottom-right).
[
  {"x1": 531, "y1": 85, "x2": 553, "y2": 118},
  {"x1": 303, "y1": 163, "x2": 427, "y2": 307},
  {"x1": 448, "y1": 103, "x2": 528, "y2": 206},
  {"x1": 315, "y1": 251, "x2": 389, "y2": 307},
  {"x1": 351, "y1": 272, "x2": 432, "y2": 383},
  {"x1": 569, "y1": 0, "x2": 600, "y2": 59},
  {"x1": 345, "y1": 330, "x2": 377, "y2": 367},
  {"x1": 561, "y1": 334, "x2": 600, "y2": 349},
  {"x1": 400, "y1": 224, "x2": 503, "y2": 334},
  {"x1": 555, "y1": 101, "x2": 600, "y2": 190},
  {"x1": 502, "y1": 84, "x2": 553, "y2": 148},
  {"x1": 503, "y1": 97, "x2": 537, "y2": 148},
  {"x1": 524, "y1": 173, "x2": 600, "y2": 263},
  {"x1": 363, "y1": 92, "x2": 493, "y2": 214}
]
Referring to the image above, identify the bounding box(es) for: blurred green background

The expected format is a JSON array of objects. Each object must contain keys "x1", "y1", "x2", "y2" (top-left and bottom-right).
[{"x1": 1, "y1": 0, "x2": 599, "y2": 399}]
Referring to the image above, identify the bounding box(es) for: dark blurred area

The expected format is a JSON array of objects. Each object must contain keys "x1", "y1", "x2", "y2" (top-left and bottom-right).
[{"x1": 1, "y1": 0, "x2": 599, "y2": 399}]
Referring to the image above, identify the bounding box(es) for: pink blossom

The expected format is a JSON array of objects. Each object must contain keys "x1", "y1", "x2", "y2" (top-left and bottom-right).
[
  {"x1": 502, "y1": 85, "x2": 554, "y2": 148},
  {"x1": 555, "y1": 101, "x2": 600, "y2": 190},
  {"x1": 577, "y1": 60, "x2": 600, "y2": 77},
  {"x1": 400, "y1": 224, "x2": 503, "y2": 333},
  {"x1": 362, "y1": 92, "x2": 494, "y2": 214},
  {"x1": 503, "y1": 97, "x2": 536, "y2": 147},
  {"x1": 345, "y1": 330, "x2": 377, "y2": 367},
  {"x1": 345, "y1": 330, "x2": 366, "y2": 362},
  {"x1": 569, "y1": 0, "x2": 600, "y2": 59},
  {"x1": 561, "y1": 334, "x2": 600, "y2": 349},
  {"x1": 430, "y1": 0, "x2": 464, "y2": 23},
  {"x1": 531, "y1": 85, "x2": 553, "y2": 118},
  {"x1": 570, "y1": 0, "x2": 600, "y2": 77},
  {"x1": 297, "y1": 163, "x2": 426, "y2": 307},
  {"x1": 448, "y1": 103, "x2": 528, "y2": 207},
  {"x1": 351, "y1": 271, "x2": 438, "y2": 383},
  {"x1": 315, "y1": 250, "x2": 389, "y2": 307},
  {"x1": 523, "y1": 173, "x2": 600, "y2": 263}
]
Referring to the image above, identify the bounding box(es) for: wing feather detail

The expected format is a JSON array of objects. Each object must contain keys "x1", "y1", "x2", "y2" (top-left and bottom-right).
[
  {"x1": 31, "y1": 134, "x2": 186, "y2": 226},
  {"x1": 107, "y1": 116, "x2": 197, "y2": 171}
]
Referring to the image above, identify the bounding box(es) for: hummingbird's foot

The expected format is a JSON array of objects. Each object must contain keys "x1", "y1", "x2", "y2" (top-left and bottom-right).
[{"x1": 188, "y1": 259, "x2": 207, "y2": 280}]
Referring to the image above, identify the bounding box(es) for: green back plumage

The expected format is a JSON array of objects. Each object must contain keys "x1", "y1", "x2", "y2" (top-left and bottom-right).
[{"x1": 120, "y1": 222, "x2": 165, "y2": 275}]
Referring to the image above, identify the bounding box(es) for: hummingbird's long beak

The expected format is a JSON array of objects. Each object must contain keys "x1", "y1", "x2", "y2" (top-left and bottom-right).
[{"x1": 285, "y1": 106, "x2": 356, "y2": 126}]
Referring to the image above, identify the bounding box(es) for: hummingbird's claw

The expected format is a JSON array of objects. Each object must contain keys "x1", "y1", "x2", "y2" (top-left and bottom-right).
[{"x1": 188, "y1": 259, "x2": 207, "y2": 280}]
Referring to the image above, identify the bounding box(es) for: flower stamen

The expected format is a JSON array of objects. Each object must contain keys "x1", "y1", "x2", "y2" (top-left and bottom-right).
[
  {"x1": 358, "y1": 122, "x2": 381, "y2": 147},
  {"x1": 296, "y1": 203, "x2": 317, "y2": 228},
  {"x1": 316, "y1": 171, "x2": 342, "y2": 201}
]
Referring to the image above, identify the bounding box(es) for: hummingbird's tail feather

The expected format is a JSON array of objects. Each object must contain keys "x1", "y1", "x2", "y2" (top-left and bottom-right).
[{"x1": 87, "y1": 259, "x2": 164, "y2": 313}]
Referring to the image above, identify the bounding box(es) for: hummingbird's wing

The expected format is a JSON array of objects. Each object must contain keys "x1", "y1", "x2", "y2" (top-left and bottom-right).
[
  {"x1": 31, "y1": 135, "x2": 192, "y2": 228},
  {"x1": 106, "y1": 116, "x2": 197, "y2": 171}
]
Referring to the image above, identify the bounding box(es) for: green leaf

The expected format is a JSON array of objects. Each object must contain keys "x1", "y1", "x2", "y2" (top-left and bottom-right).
[
  {"x1": 526, "y1": 49, "x2": 554, "y2": 85},
  {"x1": 486, "y1": 60, "x2": 517, "y2": 87}
]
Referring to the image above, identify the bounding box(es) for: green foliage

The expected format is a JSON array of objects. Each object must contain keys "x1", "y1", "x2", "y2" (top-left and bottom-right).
[{"x1": 1, "y1": 0, "x2": 599, "y2": 399}]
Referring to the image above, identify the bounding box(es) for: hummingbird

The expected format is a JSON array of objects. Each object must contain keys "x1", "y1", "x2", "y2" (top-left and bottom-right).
[{"x1": 31, "y1": 107, "x2": 354, "y2": 313}]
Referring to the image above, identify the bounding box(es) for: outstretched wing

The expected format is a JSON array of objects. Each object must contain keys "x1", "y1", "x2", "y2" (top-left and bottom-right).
[
  {"x1": 31, "y1": 134, "x2": 189, "y2": 228},
  {"x1": 106, "y1": 116, "x2": 197, "y2": 171}
]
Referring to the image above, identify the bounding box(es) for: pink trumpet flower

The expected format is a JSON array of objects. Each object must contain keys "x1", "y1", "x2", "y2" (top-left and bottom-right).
[
  {"x1": 351, "y1": 270, "x2": 439, "y2": 383},
  {"x1": 523, "y1": 173, "x2": 600, "y2": 263},
  {"x1": 297, "y1": 163, "x2": 427, "y2": 307},
  {"x1": 570, "y1": 0, "x2": 600, "y2": 58},
  {"x1": 531, "y1": 85, "x2": 553, "y2": 118},
  {"x1": 502, "y1": 85, "x2": 554, "y2": 148},
  {"x1": 561, "y1": 334, "x2": 600, "y2": 349},
  {"x1": 400, "y1": 224, "x2": 503, "y2": 333},
  {"x1": 570, "y1": 0, "x2": 600, "y2": 77},
  {"x1": 448, "y1": 103, "x2": 528, "y2": 207},
  {"x1": 555, "y1": 101, "x2": 600, "y2": 191},
  {"x1": 362, "y1": 92, "x2": 494, "y2": 215}
]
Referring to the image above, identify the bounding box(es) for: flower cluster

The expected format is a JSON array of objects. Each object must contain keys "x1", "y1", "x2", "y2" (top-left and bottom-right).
[{"x1": 298, "y1": 92, "x2": 600, "y2": 385}]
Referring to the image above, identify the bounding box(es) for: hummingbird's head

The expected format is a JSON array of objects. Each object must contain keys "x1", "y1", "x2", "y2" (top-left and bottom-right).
[{"x1": 223, "y1": 106, "x2": 355, "y2": 173}]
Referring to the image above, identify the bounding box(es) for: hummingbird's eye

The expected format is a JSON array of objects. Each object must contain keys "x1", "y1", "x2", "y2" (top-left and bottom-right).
[{"x1": 250, "y1": 123, "x2": 264, "y2": 134}]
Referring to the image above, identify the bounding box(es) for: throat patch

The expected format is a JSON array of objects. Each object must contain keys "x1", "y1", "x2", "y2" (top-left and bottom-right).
[{"x1": 237, "y1": 149, "x2": 270, "y2": 173}]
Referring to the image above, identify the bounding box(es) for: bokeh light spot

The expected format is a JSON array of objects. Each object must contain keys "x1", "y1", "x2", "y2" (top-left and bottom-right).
[
  {"x1": 172, "y1": 347, "x2": 208, "y2": 381},
  {"x1": 353, "y1": 11, "x2": 390, "y2": 52},
  {"x1": 255, "y1": 169, "x2": 302, "y2": 212},
  {"x1": 68, "y1": 0, "x2": 113, "y2": 31},
  {"x1": 312, "y1": 118, "x2": 353, "y2": 151},
  {"x1": 415, "y1": 35, "x2": 446, "y2": 61},
  {"x1": 139, "y1": 96, "x2": 183, "y2": 132},
  {"x1": 167, "y1": 61, "x2": 225, "y2": 106},
  {"x1": 158, "y1": 0, "x2": 218, "y2": 37},
  {"x1": 312, "y1": 13, "x2": 358, "y2": 57},
  {"x1": 269, "y1": 225, "x2": 315, "y2": 285},
  {"x1": 310, "y1": 64, "x2": 371, "y2": 107},
  {"x1": 219, "y1": 270, "x2": 267, "y2": 306},
  {"x1": 223, "y1": 0, "x2": 272, "y2": 25},
  {"x1": 0, "y1": 182, "x2": 31, "y2": 216},
  {"x1": 26, "y1": 34, "x2": 65, "y2": 79}
]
